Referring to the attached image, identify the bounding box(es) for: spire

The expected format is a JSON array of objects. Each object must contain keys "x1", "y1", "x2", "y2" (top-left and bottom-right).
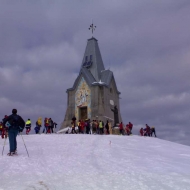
[{"x1": 81, "y1": 37, "x2": 105, "y2": 82}]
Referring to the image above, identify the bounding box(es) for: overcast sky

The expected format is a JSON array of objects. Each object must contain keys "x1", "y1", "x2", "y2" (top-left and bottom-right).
[{"x1": 0, "y1": 0, "x2": 190, "y2": 146}]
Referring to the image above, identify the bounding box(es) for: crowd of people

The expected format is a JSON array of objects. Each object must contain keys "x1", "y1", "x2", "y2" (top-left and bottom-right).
[
  {"x1": 139, "y1": 124, "x2": 157, "y2": 137},
  {"x1": 0, "y1": 108, "x2": 58, "y2": 156},
  {"x1": 0, "y1": 115, "x2": 57, "y2": 139},
  {"x1": 66, "y1": 116, "x2": 157, "y2": 138},
  {"x1": 68, "y1": 118, "x2": 113, "y2": 135},
  {"x1": 0, "y1": 109, "x2": 157, "y2": 156},
  {"x1": 66, "y1": 116, "x2": 135, "y2": 136}
]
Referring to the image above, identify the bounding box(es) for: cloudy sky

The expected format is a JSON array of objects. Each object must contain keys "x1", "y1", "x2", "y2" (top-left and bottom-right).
[{"x1": 0, "y1": 0, "x2": 190, "y2": 146}]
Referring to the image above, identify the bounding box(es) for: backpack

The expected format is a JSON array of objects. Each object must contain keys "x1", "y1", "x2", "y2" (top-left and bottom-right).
[
  {"x1": 9, "y1": 114, "x2": 24, "y2": 130},
  {"x1": 9, "y1": 115, "x2": 20, "y2": 129}
]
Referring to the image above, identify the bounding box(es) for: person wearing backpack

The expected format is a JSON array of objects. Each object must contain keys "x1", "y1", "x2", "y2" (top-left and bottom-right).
[
  {"x1": 3, "y1": 109, "x2": 25, "y2": 156},
  {"x1": 25, "y1": 119, "x2": 31, "y2": 135}
]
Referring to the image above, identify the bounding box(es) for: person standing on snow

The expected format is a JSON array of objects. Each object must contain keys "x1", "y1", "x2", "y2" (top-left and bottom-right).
[
  {"x1": 25, "y1": 119, "x2": 31, "y2": 135},
  {"x1": 72, "y1": 116, "x2": 76, "y2": 128},
  {"x1": 145, "y1": 124, "x2": 151, "y2": 136},
  {"x1": 150, "y1": 126, "x2": 157, "y2": 137},
  {"x1": 99, "y1": 120, "x2": 103, "y2": 134},
  {"x1": 105, "y1": 120, "x2": 109, "y2": 134},
  {"x1": 3, "y1": 109, "x2": 25, "y2": 156},
  {"x1": 35, "y1": 117, "x2": 42, "y2": 134},
  {"x1": 128, "y1": 122, "x2": 133, "y2": 135},
  {"x1": 34, "y1": 124, "x2": 40, "y2": 134},
  {"x1": 86, "y1": 119, "x2": 90, "y2": 134},
  {"x1": 43, "y1": 118, "x2": 47, "y2": 133},
  {"x1": 54, "y1": 121, "x2": 57, "y2": 130},
  {"x1": 71, "y1": 121, "x2": 77, "y2": 134},
  {"x1": 49, "y1": 118, "x2": 54, "y2": 133},
  {"x1": 119, "y1": 122, "x2": 124, "y2": 135},
  {"x1": 0, "y1": 122, "x2": 3, "y2": 137},
  {"x1": 108, "y1": 121, "x2": 112, "y2": 135},
  {"x1": 1, "y1": 115, "x2": 8, "y2": 139},
  {"x1": 125, "y1": 124, "x2": 130, "y2": 136},
  {"x1": 140, "y1": 128, "x2": 144, "y2": 136}
]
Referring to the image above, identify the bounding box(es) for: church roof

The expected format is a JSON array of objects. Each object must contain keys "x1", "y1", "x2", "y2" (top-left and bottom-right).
[
  {"x1": 81, "y1": 37, "x2": 105, "y2": 82},
  {"x1": 67, "y1": 37, "x2": 120, "y2": 94}
]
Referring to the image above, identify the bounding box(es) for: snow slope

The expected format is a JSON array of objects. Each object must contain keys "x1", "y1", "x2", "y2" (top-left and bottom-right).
[{"x1": 0, "y1": 134, "x2": 190, "y2": 190}]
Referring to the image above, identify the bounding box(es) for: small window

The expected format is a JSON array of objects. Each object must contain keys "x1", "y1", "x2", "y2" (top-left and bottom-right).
[
  {"x1": 85, "y1": 56, "x2": 88, "y2": 62},
  {"x1": 110, "y1": 88, "x2": 113, "y2": 93},
  {"x1": 90, "y1": 55, "x2": 93, "y2": 61}
]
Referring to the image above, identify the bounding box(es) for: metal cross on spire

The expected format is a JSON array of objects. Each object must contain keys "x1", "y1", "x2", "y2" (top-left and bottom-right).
[{"x1": 89, "y1": 21, "x2": 96, "y2": 37}]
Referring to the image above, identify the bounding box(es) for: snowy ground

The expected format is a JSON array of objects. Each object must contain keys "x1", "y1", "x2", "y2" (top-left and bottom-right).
[{"x1": 0, "y1": 134, "x2": 190, "y2": 190}]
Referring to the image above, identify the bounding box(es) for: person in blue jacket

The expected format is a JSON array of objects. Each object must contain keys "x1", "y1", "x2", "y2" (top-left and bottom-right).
[{"x1": 3, "y1": 109, "x2": 25, "y2": 156}]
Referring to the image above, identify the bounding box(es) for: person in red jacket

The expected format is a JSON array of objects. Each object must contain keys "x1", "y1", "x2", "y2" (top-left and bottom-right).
[
  {"x1": 128, "y1": 122, "x2": 133, "y2": 134},
  {"x1": 125, "y1": 124, "x2": 130, "y2": 135},
  {"x1": 145, "y1": 124, "x2": 151, "y2": 136},
  {"x1": 2, "y1": 115, "x2": 8, "y2": 138},
  {"x1": 119, "y1": 122, "x2": 123, "y2": 135},
  {"x1": 80, "y1": 120, "x2": 85, "y2": 134},
  {"x1": 140, "y1": 128, "x2": 144, "y2": 136}
]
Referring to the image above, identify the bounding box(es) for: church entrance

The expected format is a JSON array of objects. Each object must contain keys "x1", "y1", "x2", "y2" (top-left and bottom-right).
[{"x1": 79, "y1": 107, "x2": 87, "y2": 120}]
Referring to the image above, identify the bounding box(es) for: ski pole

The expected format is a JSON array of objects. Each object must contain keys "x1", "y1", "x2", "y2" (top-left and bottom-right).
[
  {"x1": 2, "y1": 137, "x2": 7, "y2": 156},
  {"x1": 20, "y1": 133, "x2": 29, "y2": 157}
]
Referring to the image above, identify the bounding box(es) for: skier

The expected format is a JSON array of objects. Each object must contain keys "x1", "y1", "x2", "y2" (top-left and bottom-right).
[
  {"x1": 3, "y1": 109, "x2": 25, "y2": 156},
  {"x1": 25, "y1": 119, "x2": 31, "y2": 135}
]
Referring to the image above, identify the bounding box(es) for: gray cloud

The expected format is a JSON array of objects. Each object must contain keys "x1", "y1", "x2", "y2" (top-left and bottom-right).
[{"x1": 0, "y1": 0, "x2": 190, "y2": 146}]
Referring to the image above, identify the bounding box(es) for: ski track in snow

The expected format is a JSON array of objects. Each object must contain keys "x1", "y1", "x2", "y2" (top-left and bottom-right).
[{"x1": 0, "y1": 134, "x2": 190, "y2": 190}]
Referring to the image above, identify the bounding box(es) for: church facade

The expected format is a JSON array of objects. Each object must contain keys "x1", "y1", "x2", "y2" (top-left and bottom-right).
[{"x1": 60, "y1": 37, "x2": 122, "y2": 129}]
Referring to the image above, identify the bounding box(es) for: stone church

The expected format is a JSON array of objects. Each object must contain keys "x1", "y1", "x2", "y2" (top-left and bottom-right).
[{"x1": 60, "y1": 36, "x2": 122, "y2": 129}]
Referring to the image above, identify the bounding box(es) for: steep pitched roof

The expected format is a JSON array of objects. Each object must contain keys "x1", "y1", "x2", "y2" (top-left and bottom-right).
[
  {"x1": 67, "y1": 37, "x2": 120, "y2": 94},
  {"x1": 81, "y1": 37, "x2": 105, "y2": 82}
]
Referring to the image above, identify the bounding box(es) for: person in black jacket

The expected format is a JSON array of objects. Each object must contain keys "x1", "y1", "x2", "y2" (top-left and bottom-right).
[
  {"x1": 72, "y1": 116, "x2": 76, "y2": 127},
  {"x1": 3, "y1": 109, "x2": 25, "y2": 156},
  {"x1": 150, "y1": 126, "x2": 157, "y2": 137}
]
